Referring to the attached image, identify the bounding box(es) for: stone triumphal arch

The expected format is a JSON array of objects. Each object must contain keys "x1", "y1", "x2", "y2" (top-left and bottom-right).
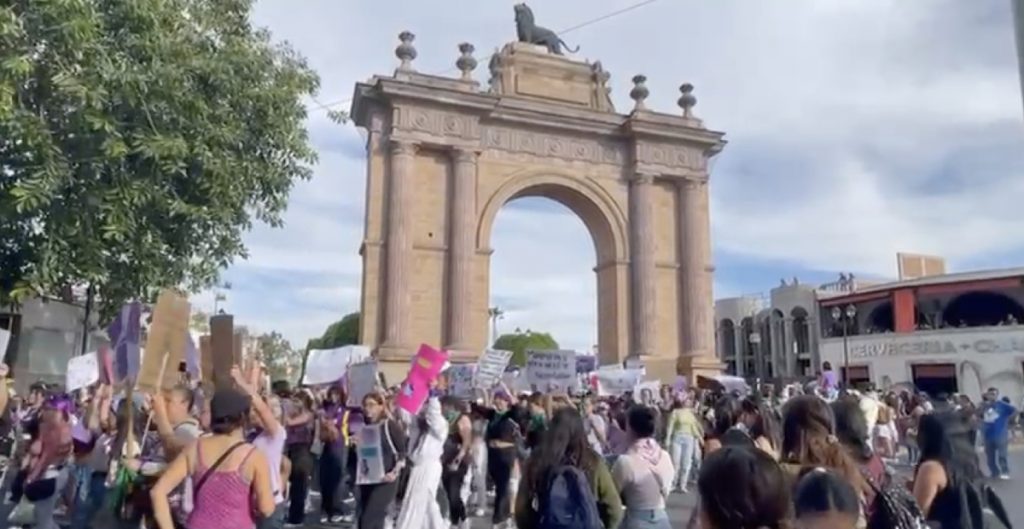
[{"x1": 351, "y1": 33, "x2": 726, "y2": 382}]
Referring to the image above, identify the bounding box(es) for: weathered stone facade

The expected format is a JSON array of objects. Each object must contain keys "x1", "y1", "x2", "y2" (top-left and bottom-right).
[{"x1": 351, "y1": 38, "x2": 726, "y2": 383}]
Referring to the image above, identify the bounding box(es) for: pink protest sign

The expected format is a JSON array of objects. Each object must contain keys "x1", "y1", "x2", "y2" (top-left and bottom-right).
[
  {"x1": 393, "y1": 344, "x2": 449, "y2": 414},
  {"x1": 409, "y1": 344, "x2": 449, "y2": 382}
]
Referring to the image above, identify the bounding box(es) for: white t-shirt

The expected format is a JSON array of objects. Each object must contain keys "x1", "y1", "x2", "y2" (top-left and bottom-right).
[
  {"x1": 252, "y1": 427, "x2": 288, "y2": 504},
  {"x1": 611, "y1": 448, "x2": 674, "y2": 510}
]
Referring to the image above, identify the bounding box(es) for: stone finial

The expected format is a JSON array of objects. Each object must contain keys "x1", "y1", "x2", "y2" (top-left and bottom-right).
[
  {"x1": 456, "y1": 43, "x2": 477, "y2": 81},
  {"x1": 630, "y1": 74, "x2": 649, "y2": 112},
  {"x1": 395, "y1": 31, "x2": 417, "y2": 72},
  {"x1": 677, "y1": 83, "x2": 697, "y2": 118}
]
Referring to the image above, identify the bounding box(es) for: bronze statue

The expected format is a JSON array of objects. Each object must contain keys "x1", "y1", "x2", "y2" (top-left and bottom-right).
[{"x1": 514, "y1": 3, "x2": 579, "y2": 55}]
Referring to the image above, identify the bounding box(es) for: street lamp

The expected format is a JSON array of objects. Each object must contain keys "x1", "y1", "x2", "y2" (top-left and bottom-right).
[
  {"x1": 748, "y1": 331, "x2": 762, "y2": 381},
  {"x1": 831, "y1": 304, "x2": 857, "y2": 389}
]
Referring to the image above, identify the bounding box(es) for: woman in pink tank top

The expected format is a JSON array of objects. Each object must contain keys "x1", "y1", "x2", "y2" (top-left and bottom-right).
[{"x1": 151, "y1": 387, "x2": 276, "y2": 529}]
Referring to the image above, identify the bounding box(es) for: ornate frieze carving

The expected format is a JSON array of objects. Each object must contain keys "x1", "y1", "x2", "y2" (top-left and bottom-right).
[
  {"x1": 635, "y1": 141, "x2": 706, "y2": 172},
  {"x1": 481, "y1": 126, "x2": 625, "y2": 165},
  {"x1": 392, "y1": 106, "x2": 481, "y2": 140}
]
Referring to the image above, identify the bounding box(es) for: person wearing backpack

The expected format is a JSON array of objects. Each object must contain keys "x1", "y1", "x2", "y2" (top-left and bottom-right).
[
  {"x1": 514, "y1": 408, "x2": 622, "y2": 529},
  {"x1": 913, "y1": 411, "x2": 1011, "y2": 529},
  {"x1": 612, "y1": 406, "x2": 674, "y2": 529}
]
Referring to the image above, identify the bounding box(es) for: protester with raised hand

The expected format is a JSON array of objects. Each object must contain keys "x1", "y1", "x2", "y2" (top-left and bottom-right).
[{"x1": 232, "y1": 364, "x2": 289, "y2": 529}]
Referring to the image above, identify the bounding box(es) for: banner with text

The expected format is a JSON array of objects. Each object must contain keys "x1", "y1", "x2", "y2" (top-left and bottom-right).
[
  {"x1": 526, "y1": 349, "x2": 577, "y2": 393},
  {"x1": 303, "y1": 345, "x2": 371, "y2": 386},
  {"x1": 475, "y1": 349, "x2": 513, "y2": 389},
  {"x1": 595, "y1": 367, "x2": 644, "y2": 397},
  {"x1": 448, "y1": 364, "x2": 476, "y2": 398}
]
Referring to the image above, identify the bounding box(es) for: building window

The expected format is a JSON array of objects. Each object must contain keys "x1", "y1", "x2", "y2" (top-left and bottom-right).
[
  {"x1": 791, "y1": 307, "x2": 810, "y2": 354},
  {"x1": 719, "y1": 319, "x2": 736, "y2": 359}
]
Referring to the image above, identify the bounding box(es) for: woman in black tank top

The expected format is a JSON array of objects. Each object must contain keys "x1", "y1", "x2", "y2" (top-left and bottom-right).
[{"x1": 440, "y1": 397, "x2": 473, "y2": 528}]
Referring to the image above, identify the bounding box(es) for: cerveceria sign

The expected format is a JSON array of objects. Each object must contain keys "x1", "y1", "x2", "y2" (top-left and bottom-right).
[{"x1": 843, "y1": 329, "x2": 1024, "y2": 359}]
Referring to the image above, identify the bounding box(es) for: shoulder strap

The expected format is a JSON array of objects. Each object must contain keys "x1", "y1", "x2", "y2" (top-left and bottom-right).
[
  {"x1": 193, "y1": 441, "x2": 246, "y2": 498},
  {"x1": 382, "y1": 420, "x2": 398, "y2": 460}
]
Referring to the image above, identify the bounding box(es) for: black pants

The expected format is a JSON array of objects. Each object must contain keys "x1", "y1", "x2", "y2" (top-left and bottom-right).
[
  {"x1": 357, "y1": 482, "x2": 397, "y2": 529},
  {"x1": 286, "y1": 444, "x2": 314, "y2": 524},
  {"x1": 488, "y1": 447, "x2": 516, "y2": 524},
  {"x1": 319, "y1": 445, "x2": 352, "y2": 517},
  {"x1": 442, "y1": 461, "x2": 470, "y2": 525}
]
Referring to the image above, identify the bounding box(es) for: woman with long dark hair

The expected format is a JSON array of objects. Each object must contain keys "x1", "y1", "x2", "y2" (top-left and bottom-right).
[
  {"x1": 514, "y1": 408, "x2": 622, "y2": 529},
  {"x1": 740, "y1": 396, "x2": 781, "y2": 460},
  {"x1": 831, "y1": 397, "x2": 886, "y2": 518},
  {"x1": 282, "y1": 389, "x2": 315, "y2": 526},
  {"x1": 356, "y1": 391, "x2": 408, "y2": 529},
  {"x1": 696, "y1": 447, "x2": 790, "y2": 529},
  {"x1": 477, "y1": 388, "x2": 520, "y2": 528},
  {"x1": 780, "y1": 395, "x2": 868, "y2": 501}
]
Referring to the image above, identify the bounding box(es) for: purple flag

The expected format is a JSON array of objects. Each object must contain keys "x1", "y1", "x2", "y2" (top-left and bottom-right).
[
  {"x1": 107, "y1": 301, "x2": 141, "y2": 382},
  {"x1": 184, "y1": 331, "x2": 200, "y2": 377}
]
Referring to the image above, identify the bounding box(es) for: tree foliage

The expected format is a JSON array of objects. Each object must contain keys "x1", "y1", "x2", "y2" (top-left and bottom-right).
[
  {"x1": 493, "y1": 329, "x2": 559, "y2": 367},
  {"x1": 0, "y1": 0, "x2": 320, "y2": 319},
  {"x1": 308, "y1": 312, "x2": 359, "y2": 350},
  {"x1": 255, "y1": 330, "x2": 299, "y2": 383}
]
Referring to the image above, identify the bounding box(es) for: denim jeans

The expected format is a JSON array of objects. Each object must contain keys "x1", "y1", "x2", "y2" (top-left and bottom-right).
[
  {"x1": 257, "y1": 503, "x2": 286, "y2": 529},
  {"x1": 984, "y1": 437, "x2": 1010, "y2": 477},
  {"x1": 70, "y1": 471, "x2": 107, "y2": 529},
  {"x1": 669, "y1": 434, "x2": 697, "y2": 489},
  {"x1": 622, "y1": 508, "x2": 672, "y2": 529}
]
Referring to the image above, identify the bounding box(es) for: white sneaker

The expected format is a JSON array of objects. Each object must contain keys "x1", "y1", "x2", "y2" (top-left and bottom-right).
[
  {"x1": 999, "y1": 474, "x2": 1011, "y2": 480},
  {"x1": 474, "y1": 508, "x2": 486, "y2": 517}
]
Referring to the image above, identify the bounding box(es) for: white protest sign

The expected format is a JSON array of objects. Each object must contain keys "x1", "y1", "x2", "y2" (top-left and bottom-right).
[
  {"x1": 355, "y1": 423, "x2": 387, "y2": 485},
  {"x1": 475, "y1": 349, "x2": 512, "y2": 389},
  {"x1": 448, "y1": 364, "x2": 475, "y2": 398},
  {"x1": 526, "y1": 349, "x2": 577, "y2": 393},
  {"x1": 595, "y1": 368, "x2": 644, "y2": 397},
  {"x1": 303, "y1": 345, "x2": 371, "y2": 385},
  {"x1": 0, "y1": 328, "x2": 10, "y2": 359},
  {"x1": 347, "y1": 361, "x2": 379, "y2": 407},
  {"x1": 66, "y1": 353, "x2": 100, "y2": 392},
  {"x1": 633, "y1": 380, "x2": 662, "y2": 403}
]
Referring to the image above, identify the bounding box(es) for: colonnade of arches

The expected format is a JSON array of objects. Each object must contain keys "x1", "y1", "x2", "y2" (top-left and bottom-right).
[{"x1": 718, "y1": 306, "x2": 813, "y2": 379}]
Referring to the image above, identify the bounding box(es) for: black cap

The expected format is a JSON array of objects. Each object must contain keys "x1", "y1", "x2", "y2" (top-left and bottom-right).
[{"x1": 210, "y1": 387, "x2": 251, "y2": 421}]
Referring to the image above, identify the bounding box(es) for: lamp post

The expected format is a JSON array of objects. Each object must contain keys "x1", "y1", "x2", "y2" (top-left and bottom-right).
[
  {"x1": 831, "y1": 304, "x2": 857, "y2": 389},
  {"x1": 749, "y1": 331, "x2": 762, "y2": 381}
]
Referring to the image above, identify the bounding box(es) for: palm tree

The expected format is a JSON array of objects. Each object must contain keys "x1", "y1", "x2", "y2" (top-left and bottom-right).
[{"x1": 488, "y1": 306, "x2": 505, "y2": 345}]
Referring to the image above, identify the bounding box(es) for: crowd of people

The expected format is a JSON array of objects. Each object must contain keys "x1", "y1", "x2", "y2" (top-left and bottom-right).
[{"x1": 0, "y1": 358, "x2": 1018, "y2": 529}]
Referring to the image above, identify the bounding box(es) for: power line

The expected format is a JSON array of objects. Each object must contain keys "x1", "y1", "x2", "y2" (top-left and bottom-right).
[{"x1": 309, "y1": 0, "x2": 663, "y2": 113}]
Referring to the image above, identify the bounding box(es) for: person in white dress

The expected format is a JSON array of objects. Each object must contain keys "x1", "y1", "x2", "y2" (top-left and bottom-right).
[{"x1": 394, "y1": 396, "x2": 449, "y2": 529}]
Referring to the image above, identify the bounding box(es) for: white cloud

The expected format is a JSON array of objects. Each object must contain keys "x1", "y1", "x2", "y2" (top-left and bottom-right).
[{"x1": 210, "y1": 0, "x2": 1024, "y2": 352}]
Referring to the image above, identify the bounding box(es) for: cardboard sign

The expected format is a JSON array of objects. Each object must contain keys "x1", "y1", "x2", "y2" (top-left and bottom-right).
[
  {"x1": 138, "y1": 290, "x2": 190, "y2": 393},
  {"x1": 595, "y1": 368, "x2": 644, "y2": 397},
  {"x1": 303, "y1": 345, "x2": 371, "y2": 386},
  {"x1": 634, "y1": 381, "x2": 662, "y2": 403},
  {"x1": 475, "y1": 349, "x2": 512, "y2": 389},
  {"x1": 355, "y1": 423, "x2": 387, "y2": 485},
  {"x1": 525, "y1": 350, "x2": 577, "y2": 393},
  {"x1": 447, "y1": 364, "x2": 475, "y2": 398},
  {"x1": 199, "y1": 335, "x2": 213, "y2": 388},
  {"x1": 347, "y1": 362, "x2": 379, "y2": 407},
  {"x1": 209, "y1": 314, "x2": 234, "y2": 390},
  {"x1": 66, "y1": 353, "x2": 100, "y2": 392},
  {"x1": 0, "y1": 328, "x2": 10, "y2": 361}
]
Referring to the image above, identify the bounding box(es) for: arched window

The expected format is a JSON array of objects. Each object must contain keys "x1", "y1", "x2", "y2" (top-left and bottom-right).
[
  {"x1": 741, "y1": 317, "x2": 756, "y2": 375},
  {"x1": 942, "y1": 291, "x2": 1024, "y2": 328},
  {"x1": 791, "y1": 307, "x2": 810, "y2": 354},
  {"x1": 867, "y1": 302, "x2": 894, "y2": 334},
  {"x1": 719, "y1": 319, "x2": 736, "y2": 358},
  {"x1": 757, "y1": 310, "x2": 774, "y2": 378}
]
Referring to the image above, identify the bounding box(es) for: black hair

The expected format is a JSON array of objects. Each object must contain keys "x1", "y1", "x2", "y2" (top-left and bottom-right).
[
  {"x1": 712, "y1": 394, "x2": 743, "y2": 438},
  {"x1": 822, "y1": 361, "x2": 832, "y2": 371},
  {"x1": 742, "y1": 395, "x2": 781, "y2": 452},
  {"x1": 830, "y1": 399, "x2": 871, "y2": 462},
  {"x1": 698, "y1": 446, "x2": 791, "y2": 529},
  {"x1": 523, "y1": 408, "x2": 600, "y2": 497},
  {"x1": 917, "y1": 411, "x2": 981, "y2": 482},
  {"x1": 794, "y1": 468, "x2": 860, "y2": 519},
  {"x1": 210, "y1": 411, "x2": 248, "y2": 435},
  {"x1": 626, "y1": 405, "x2": 657, "y2": 439}
]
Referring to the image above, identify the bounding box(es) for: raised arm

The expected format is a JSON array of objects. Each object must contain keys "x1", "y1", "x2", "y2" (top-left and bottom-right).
[{"x1": 232, "y1": 365, "x2": 281, "y2": 437}]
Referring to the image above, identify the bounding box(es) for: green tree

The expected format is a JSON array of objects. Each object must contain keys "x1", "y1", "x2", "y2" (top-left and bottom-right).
[
  {"x1": 493, "y1": 329, "x2": 559, "y2": 367},
  {"x1": 0, "y1": 1, "x2": 320, "y2": 318},
  {"x1": 255, "y1": 330, "x2": 299, "y2": 383},
  {"x1": 308, "y1": 312, "x2": 360, "y2": 350}
]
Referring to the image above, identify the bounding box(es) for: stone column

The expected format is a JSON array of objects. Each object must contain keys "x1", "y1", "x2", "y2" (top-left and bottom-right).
[
  {"x1": 783, "y1": 317, "x2": 795, "y2": 375},
  {"x1": 678, "y1": 178, "x2": 715, "y2": 359},
  {"x1": 447, "y1": 149, "x2": 477, "y2": 350},
  {"x1": 629, "y1": 173, "x2": 657, "y2": 357},
  {"x1": 382, "y1": 139, "x2": 417, "y2": 351}
]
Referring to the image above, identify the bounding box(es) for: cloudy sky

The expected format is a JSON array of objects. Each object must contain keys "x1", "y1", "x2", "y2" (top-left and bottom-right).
[{"x1": 193, "y1": 0, "x2": 1024, "y2": 353}]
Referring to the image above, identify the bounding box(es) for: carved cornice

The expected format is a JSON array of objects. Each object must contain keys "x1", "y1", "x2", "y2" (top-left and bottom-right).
[
  {"x1": 636, "y1": 141, "x2": 706, "y2": 173},
  {"x1": 389, "y1": 138, "x2": 419, "y2": 156},
  {"x1": 481, "y1": 125, "x2": 625, "y2": 166}
]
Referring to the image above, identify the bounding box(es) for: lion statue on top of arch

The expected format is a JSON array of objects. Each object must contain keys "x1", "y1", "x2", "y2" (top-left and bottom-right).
[{"x1": 514, "y1": 3, "x2": 580, "y2": 55}]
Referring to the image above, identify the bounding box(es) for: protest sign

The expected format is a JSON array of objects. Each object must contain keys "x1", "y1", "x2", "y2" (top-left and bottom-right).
[
  {"x1": 447, "y1": 364, "x2": 475, "y2": 398},
  {"x1": 475, "y1": 349, "x2": 512, "y2": 389},
  {"x1": 138, "y1": 290, "x2": 190, "y2": 393},
  {"x1": 302, "y1": 345, "x2": 371, "y2": 386},
  {"x1": 634, "y1": 380, "x2": 662, "y2": 403},
  {"x1": 347, "y1": 362, "x2": 379, "y2": 407},
  {"x1": 0, "y1": 328, "x2": 9, "y2": 360},
  {"x1": 575, "y1": 355, "x2": 597, "y2": 374},
  {"x1": 199, "y1": 335, "x2": 213, "y2": 387},
  {"x1": 355, "y1": 423, "x2": 387, "y2": 485},
  {"x1": 595, "y1": 367, "x2": 644, "y2": 397},
  {"x1": 394, "y1": 344, "x2": 450, "y2": 414},
  {"x1": 67, "y1": 353, "x2": 100, "y2": 392},
  {"x1": 209, "y1": 314, "x2": 234, "y2": 389},
  {"x1": 526, "y1": 349, "x2": 577, "y2": 393}
]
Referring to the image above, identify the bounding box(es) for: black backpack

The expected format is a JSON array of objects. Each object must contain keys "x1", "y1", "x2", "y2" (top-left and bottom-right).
[
  {"x1": 862, "y1": 468, "x2": 927, "y2": 529},
  {"x1": 537, "y1": 465, "x2": 603, "y2": 529}
]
